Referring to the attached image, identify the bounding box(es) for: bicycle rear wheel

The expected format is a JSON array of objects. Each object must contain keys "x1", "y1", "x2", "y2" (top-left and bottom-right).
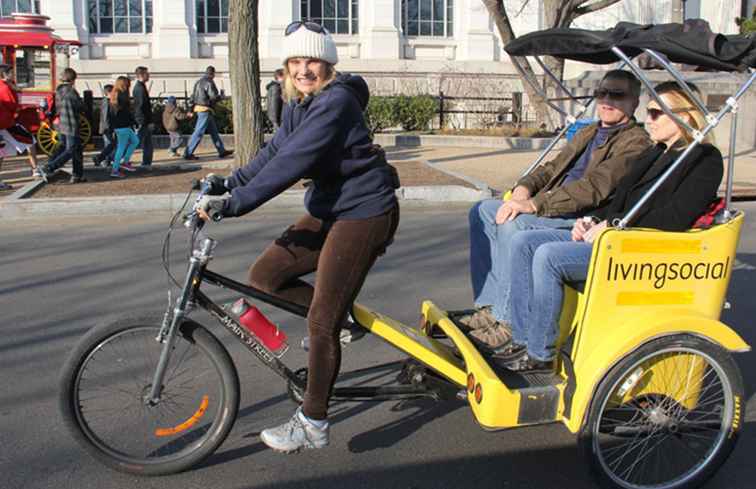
[{"x1": 59, "y1": 316, "x2": 240, "y2": 475}]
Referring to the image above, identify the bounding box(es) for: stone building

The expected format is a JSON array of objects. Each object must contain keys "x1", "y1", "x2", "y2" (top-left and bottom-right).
[{"x1": 5, "y1": 0, "x2": 747, "y2": 98}]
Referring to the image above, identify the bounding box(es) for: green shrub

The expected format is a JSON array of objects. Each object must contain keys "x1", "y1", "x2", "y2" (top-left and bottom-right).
[
  {"x1": 736, "y1": 6, "x2": 756, "y2": 34},
  {"x1": 365, "y1": 96, "x2": 397, "y2": 135},
  {"x1": 395, "y1": 94, "x2": 438, "y2": 131}
]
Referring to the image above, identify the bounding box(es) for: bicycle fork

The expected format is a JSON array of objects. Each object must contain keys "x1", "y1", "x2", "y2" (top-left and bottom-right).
[{"x1": 146, "y1": 238, "x2": 216, "y2": 405}]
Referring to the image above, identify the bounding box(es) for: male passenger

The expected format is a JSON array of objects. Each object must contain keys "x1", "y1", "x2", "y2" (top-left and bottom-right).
[
  {"x1": 133, "y1": 66, "x2": 153, "y2": 168},
  {"x1": 464, "y1": 70, "x2": 652, "y2": 351}
]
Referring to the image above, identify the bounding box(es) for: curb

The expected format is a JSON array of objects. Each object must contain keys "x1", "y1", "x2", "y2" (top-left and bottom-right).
[{"x1": 0, "y1": 185, "x2": 491, "y2": 219}]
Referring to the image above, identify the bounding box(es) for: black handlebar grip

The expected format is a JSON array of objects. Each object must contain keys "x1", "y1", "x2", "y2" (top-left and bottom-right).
[{"x1": 208, "y1": 200, "x2": 225, "y2": 222}]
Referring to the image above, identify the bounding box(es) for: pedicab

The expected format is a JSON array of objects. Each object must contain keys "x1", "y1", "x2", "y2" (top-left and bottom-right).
[
  {"x1": 59, "y1": 22, "x2": 755, "y2": 489},
  {"x1": 0, "y1": 13, "x2": 91, "y2": 155}
]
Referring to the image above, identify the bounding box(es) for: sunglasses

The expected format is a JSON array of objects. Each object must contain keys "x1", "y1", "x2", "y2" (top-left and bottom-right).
[
  {"x1": 646, "y1": 107, "x2": 693, "y2": 121},
  {"x1": 285, "y1": 21, "x2": 329, "y2": 36},
  {"x1": 593, "y1": 88, "x2": 628, "y2": 100}
]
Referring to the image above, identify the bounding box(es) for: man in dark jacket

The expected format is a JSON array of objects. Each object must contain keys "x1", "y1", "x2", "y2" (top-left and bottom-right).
[
  {"x1": 184, "y1": 66, "x2": 233, "y2": 161},
  {"x1": 40, "y1": 68, "x2": 85, "y2": 183},
  {"x1": 265, "y1": 68, "x2": 284, "y2": 130},
  {"x1": 464, "y1": 70, "x2": 652, "y2": 351},
  {"x1": 93, "y1": 83, "x2": 115, "y2": 166},
  {"x1": 132, "y1": 66, "x2": 153, "y2": 167}
]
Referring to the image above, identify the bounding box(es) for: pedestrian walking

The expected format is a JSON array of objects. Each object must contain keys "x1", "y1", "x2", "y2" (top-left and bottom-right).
[
  {"x1": 266, "y1": 68, "x2": 284, "y2": 130},
  {"x1": 0, "y1": 63, "x2": 41, "y2": 181},
  {"x1": 162, "y1": 96, "x2": 192, "y2": 157},
  {"x1": 132, "y1": 66, "x2": 153, "y2": 168},
  {"x1": 92, "y1": 83, "x2": 116, "y2": 167},
  {"x1": 38, "y1": 68, "x2": 86, "y2": 184},
  {"x1": 108, "y1": 76, "x2": 140, "y2": 178},
  {"x1": 184, "y1": 66, "x2": 233, "y2": 161}
]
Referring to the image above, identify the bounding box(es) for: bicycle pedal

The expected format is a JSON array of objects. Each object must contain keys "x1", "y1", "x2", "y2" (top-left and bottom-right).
[{"x1": 301, "y1": 322, "x2": 366, "y2": 351}]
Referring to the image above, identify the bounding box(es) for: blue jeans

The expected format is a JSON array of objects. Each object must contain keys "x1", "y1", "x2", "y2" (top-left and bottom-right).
[
  {"x1": 509, "y1": 229, "x2": 593, "y2": 361},
  {"x1": 184, "y1": 111, "x2": 226, "y2": 157},
  {"x1": 112, "y1": 127, "x2": 140, "y2": 170},
  {"x1": 468, "y1": 199, "x2": 575, "y2": 322},
  {"x1": 95, "y1": 131, "x2": 116, "y2": 164},
  {"x1": 47, "y1": 134, "x2": 82, "y2": 177},
  {"x1": 136, "y1": 124, "x2": 153, "y2": 165}
]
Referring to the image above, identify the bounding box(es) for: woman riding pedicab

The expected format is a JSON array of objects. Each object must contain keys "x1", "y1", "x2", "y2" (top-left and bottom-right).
[
  {"x1": 497, "y1": 81, "x2": 724, "y2": 373},
  {"x1": 197, "y1": 21, "x2": 400, "y2": 452}
]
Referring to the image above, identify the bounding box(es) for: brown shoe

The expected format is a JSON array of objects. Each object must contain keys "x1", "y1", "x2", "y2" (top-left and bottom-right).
[
  {"x1": 469, "y1": 321, "x2": 512, "y2": 351},
  {"x1": 457, "y1": 307, "x2": 498, "y2": 330}
]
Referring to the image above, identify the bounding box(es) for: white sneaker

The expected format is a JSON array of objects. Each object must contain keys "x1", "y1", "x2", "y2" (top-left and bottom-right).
[{"x1": 260, "y1": 407, "x2": 329, "y2": 453}]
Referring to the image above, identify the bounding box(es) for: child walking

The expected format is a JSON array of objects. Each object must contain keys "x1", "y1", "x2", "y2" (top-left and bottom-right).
[{"x1": 162, "y1": 96, "x2": 192, "y2": 157}]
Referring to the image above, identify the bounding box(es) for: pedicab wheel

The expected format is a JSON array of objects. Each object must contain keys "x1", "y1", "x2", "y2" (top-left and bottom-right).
[
  {"x1": 59, "y1": 316, "x2": 240, "y2": 476},
  {"x1": 287, "y1": 368, "x2": 308, "y2": 405},
  {"x1": 36, "y1": 121, "x2": 59, "y2": 156},
  {"x1": 578, "y1": 334, "x2": 743, "y2": 489}
]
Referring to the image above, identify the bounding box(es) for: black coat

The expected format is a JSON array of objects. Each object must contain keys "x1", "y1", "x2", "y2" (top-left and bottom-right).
[
  {"x1": 594, "y1": 143, "x2": 723, "y2": 231},
  {"x1": 109, "y1": 91, "x2": 135, "y2": 129},
  {"x1": 266, "y1": 80, "x2": 283, "y2": 126},
  {"x1": 132, "y1": 80, "x2": 152, "y2": 125}
]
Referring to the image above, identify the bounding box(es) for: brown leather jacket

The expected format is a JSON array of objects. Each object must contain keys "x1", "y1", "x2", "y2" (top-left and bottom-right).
[{"x1": 516, "y1": 120, "x2": 651, "y2": 217}]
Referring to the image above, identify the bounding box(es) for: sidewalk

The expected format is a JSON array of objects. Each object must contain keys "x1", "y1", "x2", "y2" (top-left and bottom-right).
[{"x1": 3, "y1": 142, "x2": 756, "y2": 219}]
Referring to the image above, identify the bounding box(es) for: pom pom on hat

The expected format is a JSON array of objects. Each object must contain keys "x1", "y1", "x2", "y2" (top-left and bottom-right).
[{"x1": 282, "y1": 24, "x2": 338, "y2": 65}]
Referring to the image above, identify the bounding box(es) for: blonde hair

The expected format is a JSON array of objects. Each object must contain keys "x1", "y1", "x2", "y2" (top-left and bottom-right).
[
  {"x1": 282, "y1": 62, "x2": 337, "y2": 103},
  {"x1": 654, "y1": 81, "x2": 715, "y2": 147},
  {"x1": 109, "y1": 76, "x2": 131, "y2": 108}
]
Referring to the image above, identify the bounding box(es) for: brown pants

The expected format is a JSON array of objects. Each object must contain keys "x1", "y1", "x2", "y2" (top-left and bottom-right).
[{"x1": 248, "y1": 205, "x2": 399, "y2": 419}]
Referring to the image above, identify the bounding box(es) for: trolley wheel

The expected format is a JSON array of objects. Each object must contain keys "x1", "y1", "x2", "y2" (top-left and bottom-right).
[
  {"x1": 287, "y1": 368, "x2": 308, "y2": 405},
  {"x1": 59, "y1": 316, "x2": 240, "y2": 476},
  {"x1": 578, "y1": 334, "x2": 744, "y2": 489},
  {"x1": 79, "y1": 115, "x2": 92, "y2": 147},
  {"x1": 36, "y1": 121, "x2": 59, "y2": 155}
]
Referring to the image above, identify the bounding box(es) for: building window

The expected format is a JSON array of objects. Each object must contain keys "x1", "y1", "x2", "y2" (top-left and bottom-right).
[
  {"x1": 402, "y1": 0, "x2": 453, "y2": 37},
  {"x1": 300, "y1": 0, "x2": 358, "y2": 35},
  {"x1": 88, "y1": 1, "x2": 153, "y2": 34},
  {"x1": 0, "y1": 1, "x2": 41, "y2": 17},
  {"x1": 197, "y1": 0, "x2": 229, "y2": 34}
]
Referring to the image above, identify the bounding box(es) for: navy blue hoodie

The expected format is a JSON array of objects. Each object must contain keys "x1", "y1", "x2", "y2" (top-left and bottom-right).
[{"x1": 223, "y1": 74, "x2": 398, "y2": 220}]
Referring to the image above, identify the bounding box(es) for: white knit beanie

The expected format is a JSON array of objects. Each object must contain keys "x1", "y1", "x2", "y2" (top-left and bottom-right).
[{"x1": 282, "y1": 25, "x2": 338, "y2": 65}]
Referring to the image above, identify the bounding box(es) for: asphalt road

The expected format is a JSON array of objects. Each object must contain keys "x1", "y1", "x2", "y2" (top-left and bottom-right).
[{"x1": 2, "y1": 203, "x2": 756, "y2": 489}]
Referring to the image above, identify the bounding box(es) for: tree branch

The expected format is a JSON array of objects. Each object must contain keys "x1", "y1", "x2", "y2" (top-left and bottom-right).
[{"x1": 574, "y1": 0, "x2": 622, "y2": 17}]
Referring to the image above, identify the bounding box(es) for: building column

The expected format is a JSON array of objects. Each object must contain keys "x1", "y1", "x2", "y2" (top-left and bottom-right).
[
  {"x1": 260, "y1": 0, "x2": 296, "y2": 61},
  {"x1": 42, "y1": 0, "x2": 79, "y2": 40},
  {"x1": 459, "y1": 0, "x2": 495, "y2": 61},
  {"x1": 153, "y1": 0, "x2": 192, "y2": 59},
  {"x1": 361, "y1": 0, "x2": 401, "y2": 59}
]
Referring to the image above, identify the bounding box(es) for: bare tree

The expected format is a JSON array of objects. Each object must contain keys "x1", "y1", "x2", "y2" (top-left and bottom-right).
[
  {"x1": 482, "y1": 0, "x2": 622, "y2": 128},
  {"x1": 228, "y1": 0, "x2": 264, "y2": 167}
]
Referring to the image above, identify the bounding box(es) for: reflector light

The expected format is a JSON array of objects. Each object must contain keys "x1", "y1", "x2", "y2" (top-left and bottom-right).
[
  {"x1": 474, "y1": 384, "x2": 483, "y2": 404},
  {"x1": 467, "y1": 373, "x2": 475, "y2": 393}
]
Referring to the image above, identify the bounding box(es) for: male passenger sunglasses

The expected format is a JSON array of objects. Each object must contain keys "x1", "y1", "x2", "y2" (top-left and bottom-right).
[
  {"x1": 285, "y1": 21, "x2": 328, "y2": 36},
  {"x1": 593, "y1": 88, "x2": 628, "y2": 100}
]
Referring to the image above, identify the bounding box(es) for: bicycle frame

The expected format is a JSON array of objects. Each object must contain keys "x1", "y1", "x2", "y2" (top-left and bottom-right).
[{"x1": 146, "y1": 234, "x2": 456, "y2": 407}]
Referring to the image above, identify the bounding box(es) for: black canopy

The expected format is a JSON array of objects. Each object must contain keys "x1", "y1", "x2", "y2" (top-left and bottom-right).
[{"x1": 504, "y1": 22, "x2": 756, "y2": 72}]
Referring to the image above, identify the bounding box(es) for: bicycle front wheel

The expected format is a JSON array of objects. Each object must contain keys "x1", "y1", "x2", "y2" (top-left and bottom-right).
[{"x1": 59, "y1": 316, "x2": 240, "y2": 475}]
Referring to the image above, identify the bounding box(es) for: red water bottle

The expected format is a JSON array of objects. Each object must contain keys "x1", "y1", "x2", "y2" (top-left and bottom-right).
[{"x1": 230, "y1": 299, "x2": 289, "y2": 357}]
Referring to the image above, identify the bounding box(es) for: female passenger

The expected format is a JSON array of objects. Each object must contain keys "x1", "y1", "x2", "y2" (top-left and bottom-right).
[
  {"x1": 108, "y1": 76, "x2": 139, "y2": 178},
  {"x1": 498, "y1": 81, "x2": 723, "y2": 373},
  {"x1": 198, "y1": 22, "x2": 399, "y2": 452}
]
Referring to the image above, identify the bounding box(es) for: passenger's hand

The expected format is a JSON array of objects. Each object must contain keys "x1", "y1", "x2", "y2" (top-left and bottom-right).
[
  {"x1": 571, "y1": 218, "x2": 593, "y2": 241},
  {"x1": 583, "y1": 220, "x2": 608, "y2": 244},
  {"x1": 495, "y1": 199, "x2": 536, "y2": 224},
  {"x1": 510, "y1": 185, "x2": 531, "y2": 201}
]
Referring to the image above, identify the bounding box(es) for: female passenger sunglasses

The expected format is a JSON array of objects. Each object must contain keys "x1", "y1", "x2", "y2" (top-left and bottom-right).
[
  {"x1": 285, "y1": 21, "x2": 328, "y2": 36},
  {"x1": 646, "y1": 107, "x2": 694, "y2": 120}
]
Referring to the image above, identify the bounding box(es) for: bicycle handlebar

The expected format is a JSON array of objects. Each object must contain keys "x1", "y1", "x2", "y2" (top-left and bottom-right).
[{"x1": 184, "y1": 179, "x2": 224, "y2": 230}]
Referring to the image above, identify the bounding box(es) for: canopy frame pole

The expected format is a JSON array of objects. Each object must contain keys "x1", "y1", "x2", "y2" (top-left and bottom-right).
[
  {"x1": 724, "y1": 107, "x2": 738, "y2": 219},
  {"x1": 611, "y1": 47, "x2": 697, "y2": 137},
  {"x1": 511, "y1": 55, "x2": 575, "y2": 120},
  {"x1": 640, "y1": 48, "x2": 712, "y2": 119},
  {"x1": 533, "y1": 55, "x2": 589, "y2": 110},
  {"x1": 615, "y1": 59, "x2": 756, "y2": 229}
]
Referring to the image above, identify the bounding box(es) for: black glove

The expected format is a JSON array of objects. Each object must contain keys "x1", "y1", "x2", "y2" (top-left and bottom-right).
[{"x1": 202, "y1": 173, "x2": 229, "y2": 196}]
